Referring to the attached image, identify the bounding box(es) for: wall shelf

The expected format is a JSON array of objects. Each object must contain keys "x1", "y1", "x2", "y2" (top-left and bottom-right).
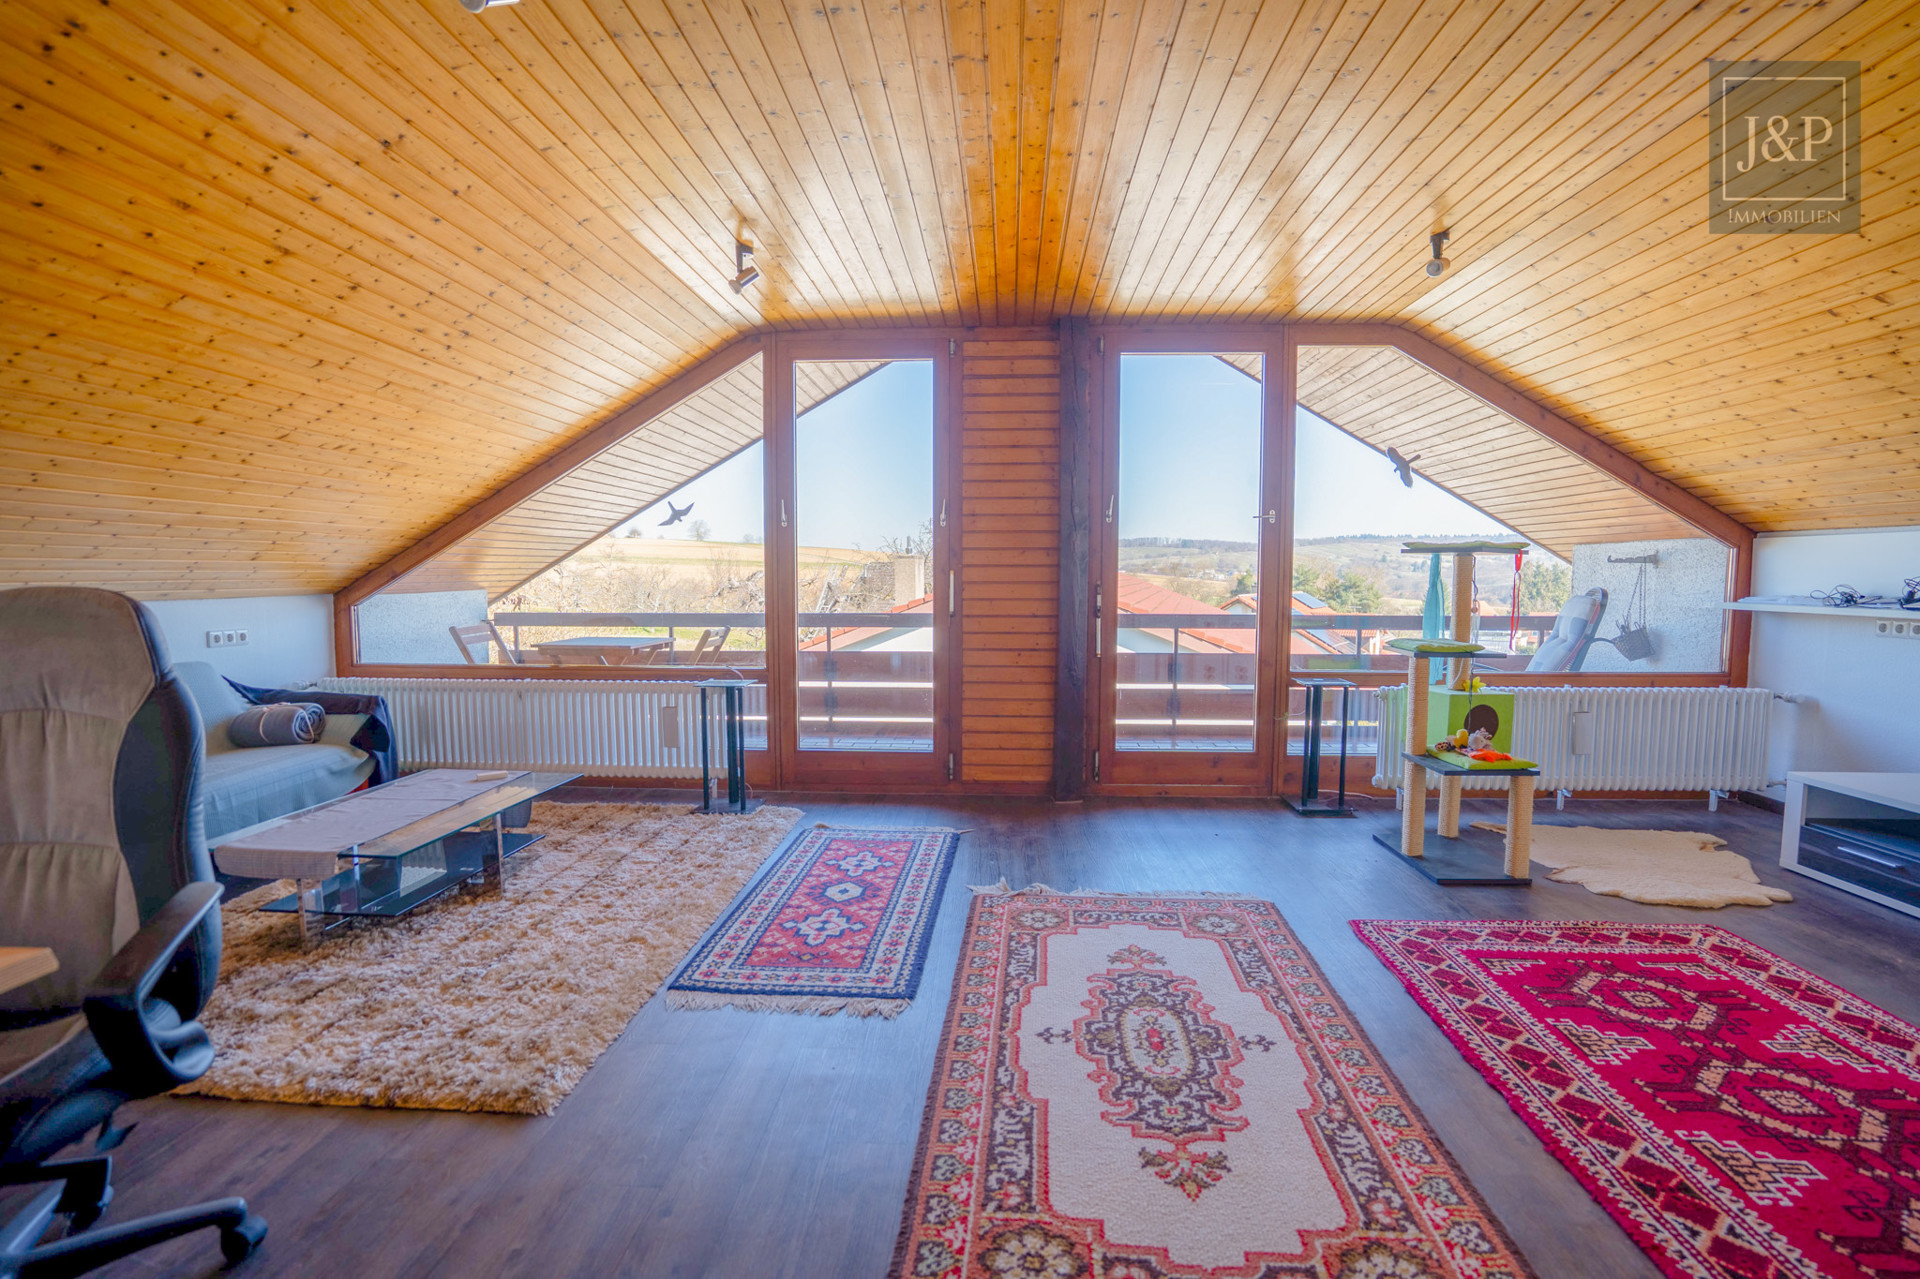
[{"x1": 1724, "y1": 599, "x2": 1912, "y2": 618}]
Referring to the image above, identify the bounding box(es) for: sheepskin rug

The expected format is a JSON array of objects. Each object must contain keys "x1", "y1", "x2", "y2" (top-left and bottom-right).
[
  {"x1": 176, "y1": 800, "x2": 801, "y2": 1115},
  {"x1": 1470, "y1": 821, "x2": 1792, "y2": 909}
]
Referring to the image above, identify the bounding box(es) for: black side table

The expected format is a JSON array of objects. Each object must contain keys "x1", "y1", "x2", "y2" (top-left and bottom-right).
[
  {"x1": 696, "y1": 679, "x2": 759, "y2": 814},
  {"x1": 1285, "y1": 678, "x2": 1356, "y2": 817}
]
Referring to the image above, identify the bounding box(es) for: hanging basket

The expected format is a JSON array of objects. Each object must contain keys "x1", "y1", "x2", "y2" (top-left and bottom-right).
[
  {"x1": 1603, "y1": 553, "x2": 1656, "y2": 663},
  {"x1": 1609, "y1": 625, "x2": 1655, "y2": 662}
]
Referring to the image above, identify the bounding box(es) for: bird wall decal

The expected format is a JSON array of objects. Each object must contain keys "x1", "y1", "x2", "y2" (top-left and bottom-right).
[
  {"x1": 659, "y1": 500, "x2": 694, "y2": 527},
  {"x1": 1386, "y1": 447, "x2": 1421, "y2": 488}
]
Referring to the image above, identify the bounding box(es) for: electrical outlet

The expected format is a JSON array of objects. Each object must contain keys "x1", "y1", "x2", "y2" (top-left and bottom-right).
[
  {"x1": 236, "y1": 629, "x2": 248, "y2": 644},
  {"x1": 205, "y1": 628, "x2": 249, "y2": 648},
  {"x1": 1875, "y1": 619, "x2": 1897, "y2": 638},
  {"x1": 206, "y1": 629, "x2": 224, "y2": 648}
]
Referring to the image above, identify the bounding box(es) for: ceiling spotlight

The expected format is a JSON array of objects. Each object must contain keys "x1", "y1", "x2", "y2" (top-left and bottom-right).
[
  {"x1": 730, "y1": 241, "x2": 760, "y2": 293},
  {"x1": 458, "y1": 0, "x2": 518, "y2": 11},
  {"x1": 1425, "y1": 229, "x2": 1451, "y2": 279}
]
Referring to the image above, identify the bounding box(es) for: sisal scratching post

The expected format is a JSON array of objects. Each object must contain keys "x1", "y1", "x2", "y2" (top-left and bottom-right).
[
  {"x1": 1504, "y1": 776, "x2": 1535, "y2": 878},
  {"x1": 1449, "y1": 552, "x2": 1475, "y2": 688},
  {"x1": 1399, "y1": 654, "x2": 1430, "y2": 858},
  {"x1": 1437, "y1": 776, "x2": 1464, "y2": 838}
]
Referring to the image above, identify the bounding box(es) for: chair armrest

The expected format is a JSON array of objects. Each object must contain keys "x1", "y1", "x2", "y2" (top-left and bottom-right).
[{"x1": 81, "y1": 882, "x2": 221, "y2": 1091}]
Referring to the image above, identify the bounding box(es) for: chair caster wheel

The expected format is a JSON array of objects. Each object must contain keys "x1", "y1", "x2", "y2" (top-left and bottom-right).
[{"x1": 220, "y1": 1212, "x2": 268, "y2": 1265}]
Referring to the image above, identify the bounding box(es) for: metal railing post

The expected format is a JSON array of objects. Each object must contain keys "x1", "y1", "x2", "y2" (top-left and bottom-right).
[{"x1": 1168, "y1": 627, "x2": 1181, "y2": 746}]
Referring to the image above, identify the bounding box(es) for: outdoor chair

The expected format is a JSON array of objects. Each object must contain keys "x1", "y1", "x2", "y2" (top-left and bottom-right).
[
  {"x1": 689, "y1": 626, "x2": 732, "y2": 664},
  {"x1": 448, "y1": 621, "x2": 522, "y2": 665},
  {"x1": 1524, "y1": 587, "x2": 1609, "y2": 673}
]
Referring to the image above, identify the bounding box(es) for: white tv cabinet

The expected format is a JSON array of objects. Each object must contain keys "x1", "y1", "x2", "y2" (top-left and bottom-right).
[{"x1": 1780, "y1": 772, "x2": 1920, "y2": 920}]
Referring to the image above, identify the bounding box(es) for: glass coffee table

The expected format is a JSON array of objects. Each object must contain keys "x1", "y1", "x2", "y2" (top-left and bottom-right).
[{"x1": 211, "y1": 769, "x2": 580, "y2": 943}]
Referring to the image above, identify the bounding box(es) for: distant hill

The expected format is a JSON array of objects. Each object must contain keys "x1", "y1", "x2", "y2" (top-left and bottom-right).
[{"x1": 1295, "y1": 535, "x2": 1567, "y2": 608}]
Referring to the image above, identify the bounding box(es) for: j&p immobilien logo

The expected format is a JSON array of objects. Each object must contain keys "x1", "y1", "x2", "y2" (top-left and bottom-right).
[{"x1": 1708, "y1": 60, "x2": 1860, "y2": 234}]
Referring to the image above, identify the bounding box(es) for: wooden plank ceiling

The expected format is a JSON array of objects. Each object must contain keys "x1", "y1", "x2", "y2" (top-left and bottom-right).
[
  {"x1": 2, "y1": 0, "x2": 1914, "y2": 597},
  {"x1": 392, "y1": 355, "x2": 884, "y2": 598},
  {"x1": 1292, "y1": 347, "x2": 1701, "y2": 558}
]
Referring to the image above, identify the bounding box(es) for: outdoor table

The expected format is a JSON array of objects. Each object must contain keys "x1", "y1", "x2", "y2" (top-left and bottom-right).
[{"x1": 532, "y1": 636, "x2": 672, "y2": 665}]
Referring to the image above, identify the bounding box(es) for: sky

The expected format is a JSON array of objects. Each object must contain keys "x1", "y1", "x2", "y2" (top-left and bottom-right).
[
  {"x1": 1117, "y1": 353, "x2": 1508, "y2": 543},
  {"x1": 617, "y1": 354, "x2": 1512, "y2": 548},
  {"x1": 617, "y1": 360, "x2": 934, "y2": 548}
]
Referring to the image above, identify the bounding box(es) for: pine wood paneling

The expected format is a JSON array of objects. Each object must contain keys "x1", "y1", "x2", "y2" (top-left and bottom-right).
[
  {"x1": 387, "y1": 356, "x2": 883, "y2": 599},
  {"x1": 1295, "y1": 346, "x2": 1702, "y2": 557},
  {"x1": 3, "y1": 0, "x2": 1911, "y2": 602},
  {"x1": 959, "y1": 337, "x2": 1060, "y2": 786}
]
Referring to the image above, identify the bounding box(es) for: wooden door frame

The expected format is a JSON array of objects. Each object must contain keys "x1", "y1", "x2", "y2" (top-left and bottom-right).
[
  {"x1": 768, "y1": 330, "x2": 959, "y2": 789},
  {"x1": 1085, "y1": 325, "x2": 1293, "y2": 797},
  {"x1": 1060, "y1": 319, "x2": 1755, "y2": 799}
]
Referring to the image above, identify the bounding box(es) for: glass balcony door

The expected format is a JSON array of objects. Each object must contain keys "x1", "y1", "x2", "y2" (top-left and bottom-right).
[
  {"x1": 773, "y1": 338, "x2": 952, "y2": 785},
  {"x1": 1098, "y1": 340, "x2": 1285, "y2": 790}
]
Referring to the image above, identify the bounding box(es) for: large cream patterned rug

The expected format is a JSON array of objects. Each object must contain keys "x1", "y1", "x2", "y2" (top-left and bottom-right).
[
  {"x1": 894, "y1": 890, "x2": 1531, "y2": 1278},
  {"x1": 176, "y1": 801, "x2": 801, "y2": 1115},
  {"x1": 1470, "y1": 821, "x2": 1791, "y2": 908}
]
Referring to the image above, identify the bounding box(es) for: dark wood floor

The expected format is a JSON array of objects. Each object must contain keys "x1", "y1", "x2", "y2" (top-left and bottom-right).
[{"x1": 30, "y1": 794, "x2": 1920, "y2": 1279}]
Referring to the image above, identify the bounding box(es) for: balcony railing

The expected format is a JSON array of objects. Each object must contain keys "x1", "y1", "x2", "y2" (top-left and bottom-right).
[
  {"x1": 481, "y1": 610, "x2": 1559, "y2": 755},
  {"x1": 1113, "y1": 611, "x2": 1559, "y2": 752},
  {"x1": 1114, "y1": 613, "x2": 1257, "y2": 751},
  {"x1": 1289, "y1": 612, "x2": 1559, "y2": 670},
  {"x1": 796, "y1": 612, "x2": 934, "y2": 751}
]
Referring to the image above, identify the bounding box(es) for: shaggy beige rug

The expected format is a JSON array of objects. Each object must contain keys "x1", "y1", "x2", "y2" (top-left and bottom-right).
[
  {"x1": 1470, "y1": 821, "x2": 1792, "y2": 909},
  {"x1": 176, "y1": 801, "x2": 801, "y2": 1115}
]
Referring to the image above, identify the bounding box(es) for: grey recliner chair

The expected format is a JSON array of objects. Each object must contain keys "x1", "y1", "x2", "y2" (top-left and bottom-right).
[
  {"x1": 0, "y1": 587, "x2": 266, "y2": 1276},
  {"x1": 1523, "y1": 587, "x2": 1609, "y2": 674}
]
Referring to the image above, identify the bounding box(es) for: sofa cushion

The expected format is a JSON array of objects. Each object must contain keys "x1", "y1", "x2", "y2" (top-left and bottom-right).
[
  {"x1": 199, "y1": 743, "x2": 375, "y2": 846},
  {"x1": 317, "y1": 713, "x2": 369, "y2": 749},
  {"x1": 171, "y1": 661, "x2": 253, "y2": 755}
]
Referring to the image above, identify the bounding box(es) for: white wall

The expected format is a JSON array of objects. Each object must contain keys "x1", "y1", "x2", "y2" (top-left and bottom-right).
[
  {"x1": 142, "y1": 594, "x2": 334, "y2": 686},
  {"x1": 353, "y1": 589, "x2": 489, "y2": 664},
  {"x1": 1570, "y1": 537, "x2": 1729, "y2": 672},
  {"x1": 1749, "y1": 527, "x2": 1920, "y2": 793}
]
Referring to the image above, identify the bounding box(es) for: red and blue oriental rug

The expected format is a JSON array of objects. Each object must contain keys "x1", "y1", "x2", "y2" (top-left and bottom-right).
[
  {"x1": 1354, "y1": 919, "x2": 1920, "y2": 1279},
  {"x1": 666, "y1": 825, "x2": 958, "y2": 1017},
  {"x1": 894, "y1": 890, "x2": 1531, "y2": 1278}
]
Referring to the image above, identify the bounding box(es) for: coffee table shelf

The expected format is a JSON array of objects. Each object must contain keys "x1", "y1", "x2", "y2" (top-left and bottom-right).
[
  {"x1": 213, "y1": 769, "x2": 580, "y2": 943},
  {"x1": 257, "y1": 829, "x2": 548, "y2": 919}
]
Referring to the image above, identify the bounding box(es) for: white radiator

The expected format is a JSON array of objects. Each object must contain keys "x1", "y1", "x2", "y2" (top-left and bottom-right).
[
  {"x1": 1372, "y1": 686, "x2": 1772, "y2": 794},
  {"x1": 315, "y1": 677, "x2": 766, "y2": 779}
]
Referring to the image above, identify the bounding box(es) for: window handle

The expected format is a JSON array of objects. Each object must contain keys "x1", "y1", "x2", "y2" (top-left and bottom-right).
[
  {"x1": 779, "y1": 499, "x2": 788, "y2": 529},
  {"x1": 939, "y1": 499, "x2": 948, "y2": 529},
  {"x1": 1105, "y1": 495, "x2": 1116, "y2": 524}
]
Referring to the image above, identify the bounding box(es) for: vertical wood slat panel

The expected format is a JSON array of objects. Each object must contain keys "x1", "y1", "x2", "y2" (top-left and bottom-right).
[{"x1": 960, "y1": 337, "x2": 1062, "y2": 785}]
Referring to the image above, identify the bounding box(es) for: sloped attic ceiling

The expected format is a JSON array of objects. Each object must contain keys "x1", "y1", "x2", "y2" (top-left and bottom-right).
[
  {"x1": 390, "y1": 355, "x2": 887, "y2": 598},
  {"x1": 2, "y1": 0, "x2": 1914, "y2": 598},
  {"x1": 1292, "y1": 346, "x2": 1700, "y2": 559}
]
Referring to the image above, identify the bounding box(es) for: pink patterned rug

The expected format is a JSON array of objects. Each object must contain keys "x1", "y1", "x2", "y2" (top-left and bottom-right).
[
  {"x1": 665, "y1": 826, "x2": 958, "y2": 1017},
  {"x1": 1354, "y1": 919, "x2": 1920, "y2": 1279},
  {"x1": 895, "y1": 891, "x2": 1532, "y2": 1278}
]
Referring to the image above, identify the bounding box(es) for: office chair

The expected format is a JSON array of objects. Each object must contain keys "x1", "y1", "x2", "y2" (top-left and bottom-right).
[{"x1": 1, "y1": 586, "x2": 266, "y2": 1277}]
